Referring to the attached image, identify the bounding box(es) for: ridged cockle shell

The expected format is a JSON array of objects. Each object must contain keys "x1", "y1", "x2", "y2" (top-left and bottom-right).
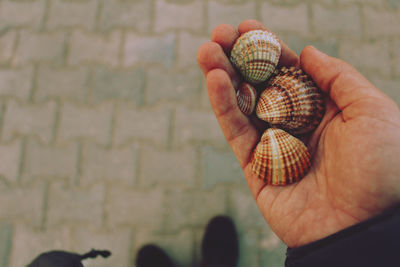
[
  {"x1": 256, "y1": 66, "x2": 325, "y2": 134},
  {"x1": 251, "y1": 128, "x2": 311, "y2": 185},
  {"x1": 230, "y1": 30, "x2": 281, "y2": 84},
  {"x1": 237, "y1": 83, "x2": 257, "y2": 115}
]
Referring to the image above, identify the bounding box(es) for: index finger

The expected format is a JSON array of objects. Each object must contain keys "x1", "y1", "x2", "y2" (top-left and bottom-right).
[
  {"x1": 210, "y1": 19, "x2": 299, "y2": 69},
  {"x1": 237, "y1": 20, "x2": 300, "y2": 68}
]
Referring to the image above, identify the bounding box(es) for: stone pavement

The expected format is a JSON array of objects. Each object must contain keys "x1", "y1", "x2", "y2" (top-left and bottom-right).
[{"x1": 0, "y1": 0, "x2": 399, "y2": 266}]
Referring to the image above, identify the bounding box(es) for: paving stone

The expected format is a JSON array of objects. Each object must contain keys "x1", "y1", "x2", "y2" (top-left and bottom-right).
[
  {"x1": 230, "y1": 187, "x2": 266, "y2": 231},
  {"x1": 69, "y1": 30, "x2": 121, "y2": 67},
  {"x1": 0, "y1": 183, "x2": 45, "y2": 226},
  {"x1": 58, "y1": 102, "x2": 113, "y2": 145},
  {"x1": 36, "y1": 65, "x2": 89, "y2": 101},
  {"x1": 91, "y1": 66, "x2": 144, "y2": 104},
  {"x1": 8, "y1": 224, "x2": 73, "y2": 267},
  {"x1": 174, "y1": 106, "x2": 227, "y2": 147},
  {"x1": 313, "y1": 4, "x2": 362, "y2": 37},
  {"x1": 13, "y1": 30, "x2": 66, "y2": 65},
  {"x1": 0, "y1": 140, "x2": 22, "y2": 183},
  {"x1": 0, "y1": 66, "x2": 33, "y2": 100},
  {"x1": 340, "y1": 39, "x2": 391, "y2": 79},
  {"x1": 159, "y1": 0, "x2": 196, "y2": 3},
  {"x1": 106, "y1": 186, "x2": 164, "y2": 228},
  {"x1": 259, "y1": 229, "x2": 287, "y2": 267},
  {"x1": 237, "y1": 230, "x2": 260, "y2": 267},
  {"x1": 364, "y1": 8, "x2": 400, "y2": 37},
  {"x1": 265, "y1": 0, "x2": 334, "y2": 4},
  {"x1": 0, "y1": 223, "x2": 12, "y2": 267},
  {"x1": 209, "y1": 0, "x2": 255, "y2": 2},
  {"x1": 134, "y1": 229, "x2": 194, "y2": 267},
  {"x1": 2, "y1": 99, "x2": 57, "y2": 143},
  {"x1": 47, "y1": 182, "x2": 105, "y2": 226},
  {"x1": 0, "y1": 30, "x2": 17, "y2": 65},
  {"x1": 201, "y1": 146, "x2": 244, "y2": 189},
  {"x1": 386, "y1": 0, "x2": 400, "y2": 9},
  {"x1": 154, "y1": 0, "x2": 203, "y2": 32},
  {"x1": 47, "y1": 0, "x2": 97, "y2": 30},
  {"x1": 145, "y1": 67, "x2": 202, "y2": 105},
  {"x1": 124, "y1": 32, "x2": 175, "y2": 68},
  {"x1": 164, "y1": 187, "x2": 227, "y2": 231},
  {"x1": 261, "y1": 3, "x2": 309, "y2": 36},
  {"x1": 208, "y1": 1, "x2": 256, "y2": 33},
  {"x1": 80, "y1": 142, "x2": 137, "y2": 186},
  {"x1": 281, "y1": 35, "x2": 339, "y2": 58},
  {"x1": 114, "y1": 104, "x2": 170, "y2": 146},
  {"x1": 370, "y1": 78, "x2": 400, "y2": 105},
  {"x1": 192, "y1": 228, "x2": 205, "y2": 264},
  {"x1": 337, "y1": 0, "x2": 386, "y2": 6},
  {"x1": 393, "y1": 39, "x2": 400, "y2": 77},
  {"x1": 23, "y1": 139, "x2": 78, "y2": 181},
  {"x1": 200, "y1": 78, "x2": 211, "y2": 109},
  {"x1": 73, "y1": 226, "x2": 132, "y2": 267},
  {"x1": 0, "y1": 0, "x2": 46, "y2": 30},
  {"x1": 100, "y1": 0, "x2": 152, "y2": 32},
  {"x1": 2, "y1": 1, "x2": 399, "y2": 266},
  {"x1": 140, "y1": 145, "x2": 196, "y2": 187},
  {"x1": 177, "y1": 32, "x2": 209, "y2": 68}
]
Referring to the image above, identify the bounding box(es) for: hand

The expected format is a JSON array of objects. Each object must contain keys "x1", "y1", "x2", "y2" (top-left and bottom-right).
[{"x1": 197, "y1": 20, "x2": 400, "y2": 247}]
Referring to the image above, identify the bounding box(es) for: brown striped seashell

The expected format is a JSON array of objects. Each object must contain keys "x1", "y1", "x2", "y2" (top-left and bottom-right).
[
  {"x1": 230, "y1": 30, "x2": 281, "y2": 84},
  {"x1": 251, "y1": 128, "x2": 311, "y2": 185},
  {"x1": 237, "y1": 82, "x2": 257, "y2": 115},
  {"x1": 256, "y1": 66, "x2": 325, "y2": 134}
]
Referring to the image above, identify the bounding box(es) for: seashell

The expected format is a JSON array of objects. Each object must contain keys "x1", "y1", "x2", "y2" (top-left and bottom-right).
[
  {"x1": 251, "y1": 128, "x2": 311, "y2": 185},
  {"x1": 237, "y1": 82, "x2": 257, "y2": 115},
  {"x1": 230, "y1": 30, "x2": 281, "y2": 84},
  {"x1": 256, "y1": 66, "x2": 325, "y2": 134}
]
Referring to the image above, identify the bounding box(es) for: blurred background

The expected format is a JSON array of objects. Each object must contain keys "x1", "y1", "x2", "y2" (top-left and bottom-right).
[{"x1": 0, "y1": 0, "x2": 398, "y2": 266}]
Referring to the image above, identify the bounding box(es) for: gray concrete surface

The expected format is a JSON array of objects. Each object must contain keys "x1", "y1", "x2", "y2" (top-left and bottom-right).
[{"x1": 0, "y1": 0, "x2": 399, "y2": 266}]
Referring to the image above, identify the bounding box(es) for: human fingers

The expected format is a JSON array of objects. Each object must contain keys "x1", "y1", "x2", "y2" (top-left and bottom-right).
[
  {"x1": 206, "y1": 68, "x2": 260, "y2": 167},
  {"x1": 197, "y1": 41, "x2": 241, "y2": 89},
  {"x1": 199, "y1": 20, "x2": 300, "y2": 89},
  {"x1": 238, "y1": 20, "x2": 300, "y2": 67},
  {"x1": 211, "y1": 24, "x2": 239, "y2": 53},
  {"x1": 300, "y1": 46, "x2": 393, "y2": 120}
]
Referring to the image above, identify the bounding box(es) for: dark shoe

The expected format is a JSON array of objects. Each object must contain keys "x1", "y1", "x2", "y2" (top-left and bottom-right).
[
  {"x1": 136, "y1": 244, "x2": 174, "y2": 267},
  {"x1": 27, "y1": 249, "x2": 111, "y2": 267},
  {"x1": 201, "y1": 216, "x2": 239, "y2": 267}
]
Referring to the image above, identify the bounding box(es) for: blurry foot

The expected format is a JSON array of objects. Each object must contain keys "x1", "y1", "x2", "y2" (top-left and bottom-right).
[
  {"x1": 201, "y1": 216, "x2": 239, "y2": 267},
  {"x1": 136, "y1": 244, "x2": 174, "y2": 267}
]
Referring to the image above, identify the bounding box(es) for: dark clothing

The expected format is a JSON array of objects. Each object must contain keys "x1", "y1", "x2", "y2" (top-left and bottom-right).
[{"x1": 285, "y1": 205, "x2": 400, "y2": 267}]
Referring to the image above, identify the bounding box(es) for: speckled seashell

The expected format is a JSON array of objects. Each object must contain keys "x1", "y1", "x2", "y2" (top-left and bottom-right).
[
  {"x1": 256, "y1": 66, "x2": 325, "y2": 134},
  {"x1": 251, "y1": 128, "x2": 311, "y2": 185},
  {"x1": 237, "y1": 83, "x2": 257, "y2": 115},
  {"x1": 230, "y1": 30, "x2": 281, "y2": 84}
]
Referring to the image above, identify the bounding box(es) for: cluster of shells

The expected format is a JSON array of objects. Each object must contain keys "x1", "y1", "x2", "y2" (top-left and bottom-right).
[{"x1": 230, "y1": 30, "x2": 325, "y2": 186}]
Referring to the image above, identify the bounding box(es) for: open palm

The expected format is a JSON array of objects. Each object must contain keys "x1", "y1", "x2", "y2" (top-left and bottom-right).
[{"x1": 197, "y1": 20, "x2": 400, "y2": 247}]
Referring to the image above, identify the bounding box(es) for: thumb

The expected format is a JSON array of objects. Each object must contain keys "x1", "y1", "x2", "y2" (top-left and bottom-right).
[{"x1": 300, "y1": 46, "x2": 386, "y2": 112}]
